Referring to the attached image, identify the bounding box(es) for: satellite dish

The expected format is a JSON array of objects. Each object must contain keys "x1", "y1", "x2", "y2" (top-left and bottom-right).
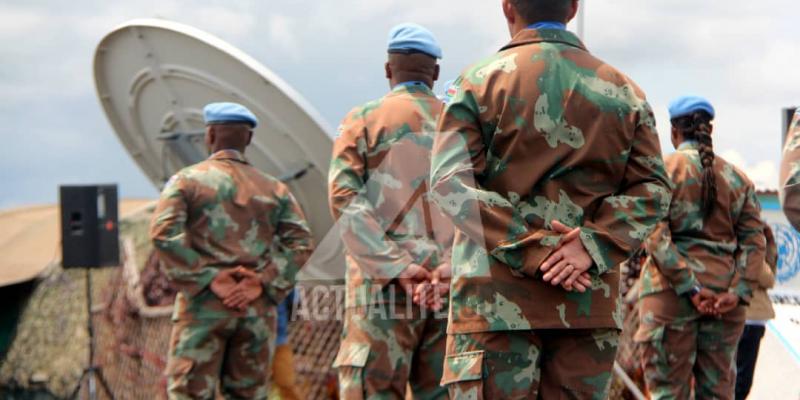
[{"x1": 93, "y1": 19, "x2": 342, "y2": 272}]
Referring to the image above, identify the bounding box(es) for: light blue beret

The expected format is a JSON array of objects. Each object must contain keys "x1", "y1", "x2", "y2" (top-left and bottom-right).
[
  {"x1": 387, "y1": 23, "x2": 442, "y2": 59},
  {"x1": 203, "y1": 102, "x2": 258, "y2": 128},
  {"x1": 668, "y1": 96, "x2": 715, "y2": 120}
]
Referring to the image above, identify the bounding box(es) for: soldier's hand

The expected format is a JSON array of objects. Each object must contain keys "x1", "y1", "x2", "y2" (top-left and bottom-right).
[
  {"x1": 414, "y1": 262, "x2": 451, "y2": 311},
  {"x1": 541, "y1": 221, "x2": 592, "y2": 289},
  {"x1": 210, "y1": 268, "x2": 239, "y2": 300},
  {"x1": 397, "y1": 264, "x2": 431, "y2": 299},
  {"x1": 223, "y1": 268, "x2": 263, "y2": 311},
  {"x1": 561, "y1": 272, "x2": 593, "y2": 293},
  {"x1": 712, "y1": 292, "x2": 740, "y2": 316},
  {"x1": 690, "y1": 288, "x2": 717, "y2": 315}
]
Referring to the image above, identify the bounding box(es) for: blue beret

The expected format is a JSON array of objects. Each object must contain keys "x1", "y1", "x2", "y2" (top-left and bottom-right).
[
  {"x1": 668, "y1": 96, "x2": 715, "y2": 120},
  {"x1": 203, "y1": 102, "x2": 259, "y2": 128},
  {"x1": 387, "y1": 23, "x2": 442, "y2": 59}
]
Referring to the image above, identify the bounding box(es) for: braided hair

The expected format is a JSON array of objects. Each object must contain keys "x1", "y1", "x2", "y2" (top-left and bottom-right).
[{"x1": 672, "y1": 111, "x2": 716, "y2": 218}]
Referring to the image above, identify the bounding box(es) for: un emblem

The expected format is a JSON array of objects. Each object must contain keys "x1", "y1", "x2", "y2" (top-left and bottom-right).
[{"x1": 772, "y1": 223, "x2": 800, "y2": 284}]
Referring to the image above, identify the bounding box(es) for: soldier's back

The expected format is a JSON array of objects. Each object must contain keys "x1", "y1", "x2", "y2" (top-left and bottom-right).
[
  {"x1": 657, "y1": 149, "x2": 759, "y2": 290},
  {"x1": 460, "y1": 30, "x2": 654, "y2": 202},
  {"x1": 176, "y1": 150, "x2": 289, "y2": 267},
  {"x1": 331, "y1": 84, "x2": 450, "y2": 308},
  {"x1": 433, "y1": 28, "x2": 670, "y2": 332}
]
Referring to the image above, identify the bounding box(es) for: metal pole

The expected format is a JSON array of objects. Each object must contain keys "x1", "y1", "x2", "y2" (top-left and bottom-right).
[
  {"x1": 613, "y1": 362, "x2": 647, "y2": 400},
  {"x1": 86, "y1": 268, "x2": 98, "y2": 400},
  {"x1": 784, "y1": 107, "x2": 797, "y2": 146},
  {"x1": 70, "y1": 268, "x2": 115, "y2": 400},
  {"x1": 577, "y1": 0, "x2": 586, "y2": 41}
]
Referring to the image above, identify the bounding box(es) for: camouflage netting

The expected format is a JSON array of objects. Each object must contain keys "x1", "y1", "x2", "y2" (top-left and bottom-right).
[
  {"x1": 0, "y1": 206, "x2": 343, "y2": 400},
  {"x1": 0, "y1": 265, "x2": 97, "y2": 398},
  {"x1": 286, "y1": 288, "x2": 342, "y2": 399}
]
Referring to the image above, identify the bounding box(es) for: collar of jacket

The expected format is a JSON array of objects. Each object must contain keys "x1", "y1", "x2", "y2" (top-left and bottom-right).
[
  {"x1": 677, "y1": 140, "x2": 700, "y2": 151},
  {"x1": 500, "y1": 28, "x2": 587, "y2": 53},
  {"x1": 526, "y1": 21, "x2": 567, "y2": 31},
  {"x1": 208, "y1": 149, "x2": 249, "y2": 164},
  {"x1": 390, "y1": 81, "x2": 436, "y2": 97}
]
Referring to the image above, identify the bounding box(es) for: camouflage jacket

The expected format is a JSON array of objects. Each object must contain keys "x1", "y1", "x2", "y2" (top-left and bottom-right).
[
  {"x1": 640, "y1": 142, "x2": 766, "y2": 302},
  {"x1": 781, "y1": 110, "x2": 800, "y2": 230},
  {"x1": 429, "y1": 28, "x2": 672, "y2": 333},
  {"x1": 150, "y1": 150, "x2": 314, "y2": 320},
  {"x1": 329, "y1": 83, "x2": 455, "y2": 308}
]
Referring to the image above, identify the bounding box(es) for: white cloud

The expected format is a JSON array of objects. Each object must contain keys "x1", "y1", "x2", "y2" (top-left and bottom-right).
[
  {"x1": 267, "y1": 14, "x2": 299, "y2": 58},
  {"x1": 732, "y1": 40, "x2": 800, "y2": 102},
  {"x1": 301, "y1": 0, "x2": 402, "y2": 37},
  {"x1": 177, "y1": 4, "x2": 256, "y2": 40},
  {"x1": 578, "y1": 0, "x2": 796, "y2": 192},
  {"x1": 0, "y1": 5, "x2": 47, "y2": 39},
  {"x1": 0, "y1": 1, "x2": 261, "y2": 105},
  {"x1": 719, "y1": 149, "x2": 779, "y2": 190},
  {"x1": 0, "y1": 0, "x2": 797, "y2": 206}
]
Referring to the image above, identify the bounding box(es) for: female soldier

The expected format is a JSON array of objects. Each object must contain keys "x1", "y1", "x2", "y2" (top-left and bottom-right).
[{"x1": 635, "y1": 96, "x2": 766, "y2": 400}]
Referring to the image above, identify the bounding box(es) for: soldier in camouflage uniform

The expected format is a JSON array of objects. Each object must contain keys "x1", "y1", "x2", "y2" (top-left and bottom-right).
[
  {"x1": 635, "y1": 96, "x2": 766, "y2": 400},
  {"x1": 428, "y1": 1, "x2": 672, "y2": 398},
  {"x1": 150, "y1": 102, "x2": 314, "y2": 400},
  {"x1": 781, "y1": 109, "x2": 800, "y2": 230},
  {"x1": 329, "y1": 24, "x2": 454, "y2": 400}
]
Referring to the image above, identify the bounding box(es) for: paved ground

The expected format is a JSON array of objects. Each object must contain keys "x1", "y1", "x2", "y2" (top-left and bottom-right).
[{"x1": 749, "y1": 305, "x2": 800, "y2": 400}]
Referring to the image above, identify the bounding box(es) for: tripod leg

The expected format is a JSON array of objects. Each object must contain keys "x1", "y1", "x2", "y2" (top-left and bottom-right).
[
  {"x1": 71, "y1": 269, "x2": 116, "y2": 400},
  {"x1": 70, "y1": 369, "x2": 90, "y2": 399},
  {"x1": 95, "y1": 368, "x2": 116, "y2": 400}
]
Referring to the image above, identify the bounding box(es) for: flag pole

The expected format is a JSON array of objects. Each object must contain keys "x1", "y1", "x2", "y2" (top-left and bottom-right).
[{"x1": 577, "y1": 0, "x2": 586, "y2": 40}]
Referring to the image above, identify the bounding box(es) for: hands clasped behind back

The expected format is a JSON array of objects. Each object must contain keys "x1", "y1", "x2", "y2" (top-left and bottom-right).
[{"x1": 210, "y1": 266, "x2": 266, "y2": 311}]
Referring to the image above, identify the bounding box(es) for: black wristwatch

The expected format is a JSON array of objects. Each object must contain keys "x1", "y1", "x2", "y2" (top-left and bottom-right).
[{"x1": 687, "y1": 285, "x2": 703, "y2": 298}]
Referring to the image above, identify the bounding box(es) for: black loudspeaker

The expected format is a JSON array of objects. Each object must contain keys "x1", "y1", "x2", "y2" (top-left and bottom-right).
[
  {"x1": 60, "y1": 185, "x2": 120, "y2": 268},
  {"x1": 784, "y1": 107, "x2": 797, "y2": 145}
]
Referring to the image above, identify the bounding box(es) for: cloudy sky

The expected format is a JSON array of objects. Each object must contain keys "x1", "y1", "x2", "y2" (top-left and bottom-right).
[{"x1": 0, "y1": 0, "x2": 797, "y2": 209}]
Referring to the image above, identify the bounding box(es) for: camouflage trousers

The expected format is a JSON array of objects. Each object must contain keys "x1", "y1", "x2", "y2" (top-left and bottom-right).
[
  {"x1": 441, "y1": 328, "x2": 620, "y2": 399},
  {"x1": 636, "y1": 291, "x2": 746, "y2": 400},
  {"x1": 333, "y1": 302, "x2": 449, "y2": 400},
  {"x1": 166, "y1": 314, "x2": 277, "y2": 400}
]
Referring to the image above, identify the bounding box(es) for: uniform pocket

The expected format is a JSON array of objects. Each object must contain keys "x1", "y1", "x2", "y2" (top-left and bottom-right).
[
  {"x1": 635, "y1": 321, "x2": 686, "y2": 371},
  {"x1": 165, "y1": 356, "x2": 194, "y2": 389},
  {"x1": 333, "y1": 342, "x2": 370, "y2": 400},
  {"x1": 633, "y1": 322, "x2": 665, "y2": 344},
  {"x1": 441, "y1": 350, "x2": 485, "y2": 400}
]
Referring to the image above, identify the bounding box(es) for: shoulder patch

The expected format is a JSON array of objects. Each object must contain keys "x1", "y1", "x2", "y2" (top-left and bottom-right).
[
  {"x1": 443, "y1": 79, "x2": 460, "y2": 105},
  {"x1": 164, "y1": 173, "x2": 180, "y2": 189}
]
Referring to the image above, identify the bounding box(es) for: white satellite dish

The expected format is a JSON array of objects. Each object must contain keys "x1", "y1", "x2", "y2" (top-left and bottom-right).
[{"x1": 93, "y1": 19, "x2": 342, "y2": 271}]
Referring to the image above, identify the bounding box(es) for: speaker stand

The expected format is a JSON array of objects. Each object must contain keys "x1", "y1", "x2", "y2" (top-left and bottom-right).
[{"x1": 70, "y1": 268, "x2": 115, "y2": 400}]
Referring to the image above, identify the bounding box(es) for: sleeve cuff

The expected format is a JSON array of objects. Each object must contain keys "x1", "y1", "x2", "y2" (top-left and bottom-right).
[
  {"x1": 673, "y1": 275, "x2": 700, "y2": 296},
  {"x1": 578, "y1": 228, "x2": 614, "y2": 275},
  {"x1": 381, "y1": 261, "x2": 417, "y2": 290},
  {"x1": 260, "y1": 263, "x2": 280, "y2": 289},
  {"x1": 734, "y1": 280, "x2": 755, "y2": 305},
  {"x1": 491, "y1": 232, "x2": 560, "y2": 278},
  {"x1": 170, "y1": 267, "x2": 219, "y2": 298}
]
